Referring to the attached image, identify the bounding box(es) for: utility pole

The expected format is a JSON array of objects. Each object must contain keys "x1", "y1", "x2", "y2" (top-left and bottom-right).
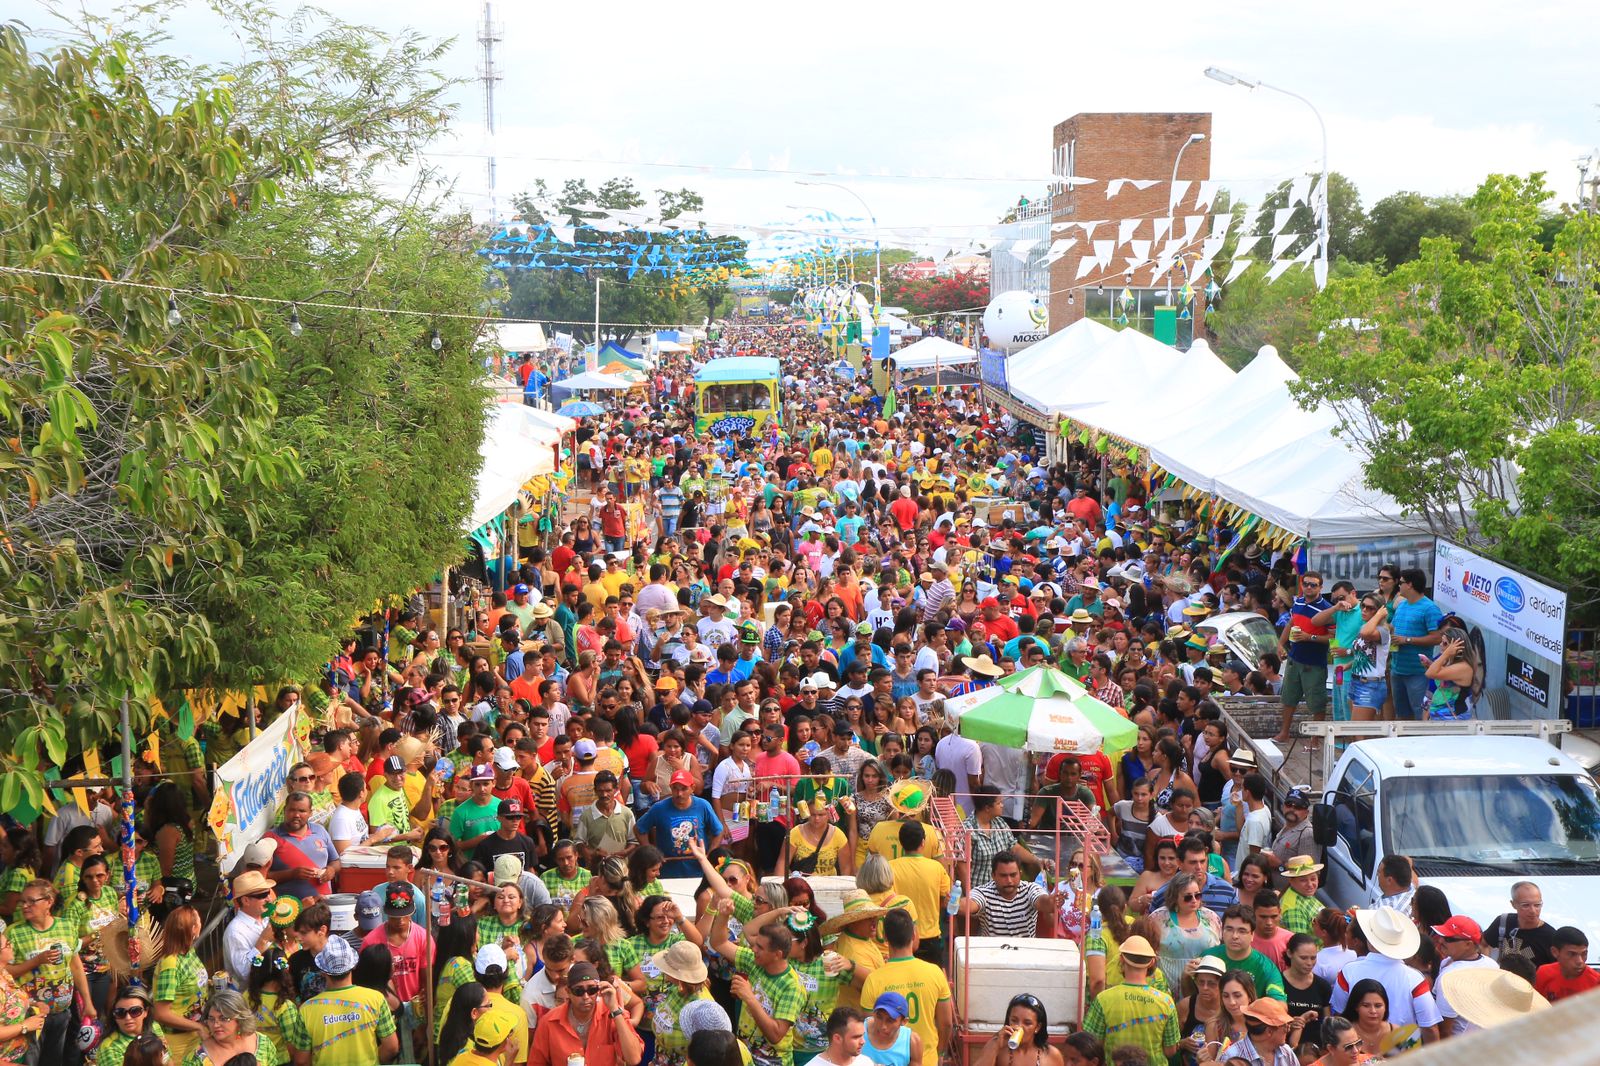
[{"x1": 478, "y1": 3, "x2": 504, "y2": 222}]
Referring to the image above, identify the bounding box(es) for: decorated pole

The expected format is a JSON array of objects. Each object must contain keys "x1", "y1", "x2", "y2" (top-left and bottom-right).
[{"x1": 119, "y1": 693, "x2": 142, "y2": 980}]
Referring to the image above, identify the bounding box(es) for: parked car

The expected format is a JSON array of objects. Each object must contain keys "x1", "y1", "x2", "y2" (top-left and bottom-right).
[
  {"x1": 1198, "y1": 611, "x2": 1281, "y2": 669},
  {"x1": 1312, "y1": 736, "x2": 1600, "y2": 961}
]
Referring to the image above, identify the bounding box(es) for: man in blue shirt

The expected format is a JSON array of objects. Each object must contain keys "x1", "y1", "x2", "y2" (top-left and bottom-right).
[
  {"x1": 1274, "y1": 573, "x2": 1332, "y2": 743},
  {"x1": 499, "y1": 630, "x2": 526, "y2": 682},
  {"x1": 1388, "y1": 567, "x2": 1444, "y2": 720},
  {"x1": 636, "y1": 771, "x2": 724, "y2": 877}
]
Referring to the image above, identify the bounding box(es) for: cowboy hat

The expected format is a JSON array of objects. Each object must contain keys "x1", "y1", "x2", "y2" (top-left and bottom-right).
[
  {"x1": 818, "y1": 891, "x2": 894, "y2": 937},
  {"x1": 1355, "y1": 906, "x2": 1421, "y2": 960},
  {"x1": 1439, "y1": 968, "x2": 1549, "y2": 1029},
  {"x1": 651, "y1": 940, "x2": 709, "y2": 985},
  {"x1": 232, "y1": 871, "x2": 275, "y2": 899},
  {"x1": 1119, "y1": 935, "x2": 1156, "y2": 961},
  {"x1": 1279, "y1": 855, "x2": 1324, "y2": 877},
  {"x1": 961, "y1": 654, "x2": 1003, "y2": 678},
  {"x1": 887, "y1": 778, "x2": 933, "y2": 817}
]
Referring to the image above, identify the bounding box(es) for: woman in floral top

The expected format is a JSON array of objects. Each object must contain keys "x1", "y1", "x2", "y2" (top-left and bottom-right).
[
  {"x1": 95, "y1": 987, "x2": 162, "y2": 1066},
  {"x1": 149, "y1": 906, "x2": 207, "y2": 1062},
  {"x1": 0, "y1": 927, "x2": 46, "y2": 1063}
]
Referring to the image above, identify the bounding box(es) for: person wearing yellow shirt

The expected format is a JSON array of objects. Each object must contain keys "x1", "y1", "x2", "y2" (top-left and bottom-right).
[
  {"x1": 582, "y1": 563, "x2": 610, "y2": 612},
  {"x1": 866, "y1": 817, "x2": 942, "y2": 862},
  {"x1": 817, "y1": 893, "x2": 889, "y2": 1011},
  {"x1": 600, "y1": 556, "x2": 632, "y2": 600},
  {"x1": 473, "y1": 945, "x2": 529, "y2": 1066},
  {"x1": 886, "y1": 822, "x2": 951, "y2": 968},
  {"x1": 811, "y1": 445, "x2": 834, "y2": 477},
  {"x1": 859, "y1": 909, "x2": 951, "y2": 1066}
]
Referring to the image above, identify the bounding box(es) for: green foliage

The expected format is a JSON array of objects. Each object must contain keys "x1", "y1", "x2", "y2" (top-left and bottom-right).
[
  {"x1": 0, "y1": 5, "x2": 493, "y2": 790},
  {"x1": 1292, "y1": 172, "x2": 1600, "y2": 617},
  {"x1": 1351, "y1": 191, "x2": 1478, "y2": 268},
  {"x1": 498, "y1": 179, "x2": 746, "y2": 342}
]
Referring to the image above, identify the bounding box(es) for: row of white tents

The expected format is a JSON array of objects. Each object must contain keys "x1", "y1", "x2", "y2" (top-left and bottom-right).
[
  {"x1": 467, "y1": 402, "x2": 576, "y2": 533},
  {"x1": 1002, "y1": 319, "x2": 1411, "y2": 541}
]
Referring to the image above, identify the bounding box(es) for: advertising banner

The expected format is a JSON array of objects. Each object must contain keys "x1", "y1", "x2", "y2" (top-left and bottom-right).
[
  {"x1": 1432, "y1": 539, "x2": 1567, "y2": 719},
  {"x1": 208, "y1": 705, "x2": 304, "y2": 871},
  {"x1": 1307, "y1": 534, "x2": 1436, "y2": 588}
]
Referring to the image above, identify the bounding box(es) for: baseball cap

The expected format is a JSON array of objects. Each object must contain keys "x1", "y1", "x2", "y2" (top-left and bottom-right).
[
  {"x1": 566, "y1": 962, "x2": 600, "y2": 987},
  {"x1": 872, "y1": 992, "x2": 910, "y2": 1019},
  {"x1": 469, "y1": 763, "x2": 494, "y2": 782},
  {"x1": 1432, "y1": 915, "x2": 1483, "y2": 941},
  {"x1": 383, "y1": 884, "x2": 415, "y2": 917},
  {"x1": 474, "y1": 1010, "x2": 518, "y2": 1050},
  {"x1": 383, "y1": 754, "x2": 405, "y2": 775},
  {"x1": 855, "y1": 621, "x2": 873, "y2": 635},
  {"x1": 493, "y1": 854, "x2": 525, "y2": 886},
  {"x1": 499, "y1": 800, "x2": 525, "y2": 820},
  {"x1": 355, "y1": 890, "x2": 384, "y2": 931},
  {"x1": 492, "y1": 746, "x2": 517, "y2": 771},
  {"x1": 315, "y1": 937, "x2": 359, "y2": 975},
  {"x1": 1283, "y1": 787, "x2": 1311, "y2": 809},
  {"x1": 655, "y1": 676, "x2": 679, "y2": 692},
  {"x1": 670, "y1": 770, "x2": 696, "y2": 789},
  {"x1": 475, "y1": 944, "x2": 508, "y2": 977},
  {"x1": 513, "y1": 583, "x2": 530, "y2": 596},
  {"x1": 574, "y1": 738, "x2": 598, "y2": 761}
]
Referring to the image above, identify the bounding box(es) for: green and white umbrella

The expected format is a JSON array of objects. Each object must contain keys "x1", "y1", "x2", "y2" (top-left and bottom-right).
[{"x1": 944, "y1": 664, "x2": 1139, "y2": 756}]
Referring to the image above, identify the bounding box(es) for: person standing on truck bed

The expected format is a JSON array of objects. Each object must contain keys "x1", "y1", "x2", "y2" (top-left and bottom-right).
[
  {"x1": 1387, "y1": 568, "x2": 1445, "y2": 721},
  {"x1": 1481, "y1": 881, "x2": 1558, "y2": 967},
  {"x1": 1274, "y1": 572, "x2": 1332, "y2": 744},
  {"x1": 1261, "y1": 788, "x2": 1320, "y2": 878}
]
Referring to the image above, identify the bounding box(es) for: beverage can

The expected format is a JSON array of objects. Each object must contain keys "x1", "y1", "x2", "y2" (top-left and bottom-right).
[{"x1": 1006, "y1": 1028, "x2": 1021, "y2": 1050}]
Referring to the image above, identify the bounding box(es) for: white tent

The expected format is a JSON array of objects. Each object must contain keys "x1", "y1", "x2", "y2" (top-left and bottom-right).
[
  {"x1": 890, "y1": 336, "x2": 976, "y2": 370},
  {"x1": 1137, "y1": 345, "x2": 1297, "y2": 453},
  {"x1": 557, "y1": 370, "x2": 637, "y2": 391},
  {"x1": 1039, "y1": 328, "x2": 1185, "y2": 414},
  {"x1": 1005, "y1": 318, "x2": 1117, "y2": 414},
  {"x1": 492, "y1": 322, "x2": 548, "y2": 352},
  {"x1": 1055, "y1": 338, "x2": 1235, "y2": 443},
  {"x1": 466, "y1": 404, "x2": 563, "y2": 532}
]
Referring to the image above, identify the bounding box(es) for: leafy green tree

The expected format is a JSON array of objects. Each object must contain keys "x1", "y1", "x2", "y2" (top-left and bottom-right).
[
  {"x1": 0, "y1": 6, "x2": 493, "y2": 801},
  {"x1": 496, "y1": 179, "x2": 746, "y2": 343},
  {"x1": 1351, "y1": 191, "x2": 1477, "y2": 268},
  {"x1": 1292, "y1": 173, "x2": 1600, "y2": 616},
  {"x1": 1244, "y1": 171, "x2": 1365, "y2": 263}
]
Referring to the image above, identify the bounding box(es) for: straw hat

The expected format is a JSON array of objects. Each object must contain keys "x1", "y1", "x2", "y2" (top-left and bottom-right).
[
  {"x1": 1439, "y1": 968, "x2": 1550, "y2": 1029},
  {"x1": 1355, "y1": 906, "x2": 1421, "y2": 960},
  {"x1": 1119, "y1": 935, "x2": 1156, "y2": 961},
  {"x1": 961, "y1": 654, "x2": 1003, "y2": 678},
  {"x1": 887, "y1": 778, "x2": 933, "y2": 817},
  {"x1": 650, "y1": 940, "x2": 709, "y2": 985},
  {"x1": 818, "y1": 891, "x2": 895, "y2": 937},
  {"x1": 1069, "y1": 609, "x2": 1094, "y2": 625},
  {"x1": 1180, "y1": 955, "x2": 1228, "y2": 998},
  {"x1": 1243, "y1": 998, "x2": 1292, "y2": 1027},
  {"x1": 1182, "y1": 603, "x2": 1211, "y2": 618},
  {"x1": 1279, "y1": 855, "x2": 1324, "y2": 877}
]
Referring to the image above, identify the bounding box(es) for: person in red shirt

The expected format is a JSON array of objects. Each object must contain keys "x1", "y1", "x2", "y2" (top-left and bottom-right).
[
  {"x1": 979, "y1": 598, "x2": 1019, "y2": 644},
  {"x1": 550, "y1": 530, "x2": 578, "y2": 585},
  {"x1": 1064, "y1": 486, "x2": 1102, "y2": 527},
  {"x1": 1046, "y1": 749, "x2": 1118, "y2": 811},
  {"x1": 888, "y1": 485, "x2": 920, "y2": 532},
  {"x1": 1534, "y1": 927, "x2": 1600, "y2": 1002},
  {"x1": 491, "y1": 747, "x2": 537, "y2": 812}
]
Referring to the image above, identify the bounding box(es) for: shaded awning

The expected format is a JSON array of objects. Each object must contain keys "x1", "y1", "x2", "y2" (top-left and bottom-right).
[{"x1": 901, "y1": 368, "x2": 984, "y2": 388}]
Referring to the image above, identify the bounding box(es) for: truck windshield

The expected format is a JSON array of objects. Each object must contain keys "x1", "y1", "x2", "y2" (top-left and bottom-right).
[
  {"x1": 1385, "y1": 773, "x2": 1600, "y2": 864},
  {"x1": 1222, "y1": 616, "x2": 1280, "y2": 666}
]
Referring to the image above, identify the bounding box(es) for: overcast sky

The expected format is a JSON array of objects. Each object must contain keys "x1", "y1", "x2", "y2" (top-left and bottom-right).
[{"x1": 27, "y1": 0, "x2": 1600, "y2": 254}]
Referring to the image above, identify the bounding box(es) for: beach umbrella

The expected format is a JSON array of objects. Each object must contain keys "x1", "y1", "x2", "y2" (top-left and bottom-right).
[
  {"x1": 944, "y1": 664, "x2": 1138, "y2": 756},
  {"x1": 557, "y1": 400, "x2": 607, "y2": 418}
]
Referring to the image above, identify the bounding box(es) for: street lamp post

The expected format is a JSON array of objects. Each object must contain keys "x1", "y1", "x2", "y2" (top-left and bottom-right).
[
  {"x1": 1204, "y1": 66, "x2": 1329, "y2": 282},
  {"x1": 798, "y1": 180, "x2": 881, "y2": 319}
]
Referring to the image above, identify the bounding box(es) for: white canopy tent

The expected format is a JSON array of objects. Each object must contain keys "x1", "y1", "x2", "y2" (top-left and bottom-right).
[
  {"x1": 890, "y1": 335, "x2": 976, "y2": 370},
  {"x1": 1055, "y1": 338, "x2": 1235, "y2": 443},
  {"x1": 1004, "y1": 318, "x2": 1117, "y2": 414},
  {"x1": 466, "y1": 404, "x2": 564, "y2": 532},
  {"x1": 1036, "y1": 327, "x2": 1185, "y2": 414},
  {"x1": 557, "y1": 370, "x2": 638, "y2": 391},
  {"x1": 491, "y1": 322, "x2": 549, "y2": 352}
]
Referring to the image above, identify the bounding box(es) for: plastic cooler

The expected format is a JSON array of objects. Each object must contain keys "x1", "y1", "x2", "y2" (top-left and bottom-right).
[
  {"x1": 337, "y1": 844, "x2": 414, "y2": 895},
  {"x1": 952, "y1": 935, "x2": 1082, "y2": 1032}
]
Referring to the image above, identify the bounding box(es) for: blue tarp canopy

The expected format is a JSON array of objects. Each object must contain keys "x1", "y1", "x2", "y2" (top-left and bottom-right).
[{"x1": 598, "y1": 341, "x2": 644, "y2": 369}]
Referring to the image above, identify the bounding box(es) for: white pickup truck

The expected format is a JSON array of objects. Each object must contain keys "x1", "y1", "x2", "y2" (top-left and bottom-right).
[{"x1": 1312, "y1": 735, "x2": 1600, "y2": 962}]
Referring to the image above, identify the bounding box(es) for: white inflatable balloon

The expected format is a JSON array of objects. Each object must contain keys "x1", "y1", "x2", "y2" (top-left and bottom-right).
[{"x1": 982, "y1": 290, "x2": 1048, "y2": 350}]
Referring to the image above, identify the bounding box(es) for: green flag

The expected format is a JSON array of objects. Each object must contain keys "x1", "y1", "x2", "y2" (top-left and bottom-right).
[{"x1": 882, "y1": 390, "x2": 897, "y2": 419}]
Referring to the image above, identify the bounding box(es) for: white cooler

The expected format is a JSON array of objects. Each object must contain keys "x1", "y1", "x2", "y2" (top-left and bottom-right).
[
  {"x1": 661, "y1": 876, "x2": 705, "y2": 918},
  {"x1": 952, "y1": 935, "x2": 1082, "y2": 1030},
  {"x1": 762, "y1": 874, "x2": 857, "y2": 919}
]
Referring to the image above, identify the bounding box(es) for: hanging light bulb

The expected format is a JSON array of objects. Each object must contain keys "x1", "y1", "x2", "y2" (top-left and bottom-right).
[
  {"x1": 288, "y1": 305, "x2": 303, "y2": 338},
  {"x1": 430, "y1": 328, "x2": 443, "y2": 352},
  {"x1": 1067, "y1": 290, "x2": 1075, "y2": 306},
  {"x1": 166, "y1": 294, "x2": 182, "y2": 328},
  {"x1": 1096, "y1": 283, "x2": 1105, "y2": 296}
]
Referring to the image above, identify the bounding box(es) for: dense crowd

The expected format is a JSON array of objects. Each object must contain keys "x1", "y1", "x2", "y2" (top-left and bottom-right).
[{"x1": 5, "y1": 319, "x2": 1587, "y2": 1066}]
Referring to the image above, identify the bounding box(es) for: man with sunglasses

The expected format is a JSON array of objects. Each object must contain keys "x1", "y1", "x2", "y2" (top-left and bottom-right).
[
  {"x1": 528, "y1": 960, "x2": 642, "y2": 1066},
  {"x1": 1430, "y1": 915, "x2": 1496, "y2": 1036},
  {"x1": 222, "y1": 870, "x2": 276, "y2": 990}
]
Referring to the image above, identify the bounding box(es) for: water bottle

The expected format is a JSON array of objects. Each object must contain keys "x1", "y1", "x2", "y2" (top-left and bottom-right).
[
  {"x1": 1034, "y1": 869, "x2": 1049, "y2": 890},
  {"x1": 432, "y1": 877, "x2": 450, "y2": 927},
  {"x1": 767, "y1": 786, "x2": 781, "y2": 823},
  {"x1": 1089, "y1": 902, "x2": 1102, "y2": 940},
  {"x1": 946, "y1": 880, "x2": 962, "y2": 916}
]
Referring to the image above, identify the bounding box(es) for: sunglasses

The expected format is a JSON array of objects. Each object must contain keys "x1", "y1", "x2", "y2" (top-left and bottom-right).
[
  {"x1": 112, "y1": 1006, "x2": 147, "y2": 1020},
  {"x1": 246, "y1": 891, "x2": 272, "y2": 901},
  {"x1": 570, "y1": 985, "x2": 603, "y2": 997},
  {"x1": 290, "y1": 774, "x2": 315, "y2": 783},
  {"x1": 1181, "y1": 892, "x2": 1203, "y2": 902},
  {"x1": 1341, "y1": 1041, "x2": 1364, "y2": 1054}
]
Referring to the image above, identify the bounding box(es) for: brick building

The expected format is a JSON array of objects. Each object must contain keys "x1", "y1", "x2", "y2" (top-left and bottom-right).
[{"x1": 1048, "y1": 112, "x2": 1213, "y2": 338}]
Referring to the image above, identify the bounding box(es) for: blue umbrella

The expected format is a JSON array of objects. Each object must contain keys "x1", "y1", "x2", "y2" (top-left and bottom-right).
[{"x1": 557, "y1": 400, "x2": 606, "y2": 417}]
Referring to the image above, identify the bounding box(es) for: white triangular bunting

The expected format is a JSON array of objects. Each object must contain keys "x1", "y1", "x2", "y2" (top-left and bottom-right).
[
  {"x1": 1273, "y1": 207, "x2": 1296, "y2": 234},
  {"x1": 1118, "y1": 218, "x2": 1139, "y2": 244},
  {"x1": 1106, "y1": 179, "x2": 1128, "y2": 199},
  {"x1": 1272, "y1": 232, "x2": 1299, "y2": 258},
  {"x1": 1225, "y1": 259, "x2": 1253, "y2": 284},
  {"x1": 1170, "y1": 180, "x2": 1193, "y2": 210},
  {"x1": 1151, "y1": 217, "x2": 1172, "y2": 244},
  {"x1": 1183, "y1": 215, "x2": 1205, "y2": 243},
  {"x1": 1130, "y1": 179, "x2": 1159, "y2": 190},
  {"x1": 1289, "y1": 175, "x2": 1312, "y2": 210},
  {"x1": 1266, "y1": 258, "x2": 1296, "y2": 282}
]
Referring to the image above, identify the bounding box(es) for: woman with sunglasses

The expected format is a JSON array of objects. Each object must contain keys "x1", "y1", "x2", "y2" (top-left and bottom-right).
[
  {"x1": 1155, "y1": 872, "x2": 1221, "y2": 992},
  {"x1": 1305, "y1": 1016, "x2": 1365, "y2": 1066},
  {"x1": 973, "y1": 993, "x2": 1063, "y2": 1066},
  {"x1": 1348, "y1": 596, "x2": 1392, "y2": 722},
  {"x1": 94, "y1": 987, "x2": 156, "y2": 1066}
]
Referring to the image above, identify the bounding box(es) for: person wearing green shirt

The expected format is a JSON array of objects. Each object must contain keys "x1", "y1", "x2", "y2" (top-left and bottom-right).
[
  {"x1": 449, "y1": 765, "x2": 502, "y2": 858},
  {"x1": 8, "y1": 879, "x2": 93, "y2": 1050},
  {"x1": 64, "y1": 855, "x2": 121, "y2": 1018},
  {"x1": 368, "y1": 757, "x2": 421, "y2": 845},
  {"x1": 1201, "y1": 905, "x2": 1287, "y2": 1001},
  {"x1": 51, "y1": 824, "x2": 103, "y2": 913},
  {"x1": 709, "y1": 896, "x2": 805, "y2": 1066},
  {"x1": 1310, "y1": 580, "x2": 1364, "y2": 723},
  {"x1": 1081, "y1": 933, "x2": 1178, "y2": 1064}
]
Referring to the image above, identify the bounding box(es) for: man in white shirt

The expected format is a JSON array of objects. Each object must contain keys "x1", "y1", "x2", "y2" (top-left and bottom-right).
[
  {"x1": 1430, "y1": 915, "x2": 1498, "y2": 1036},
  {"x1": 1234, "y1": 772, "x2": 1274, "y2": 869},
  {"x1": 814, "y1": 1006, "x2": 876, "y2": 1066},
  {"x1": 1330, "y1": 907, "x2": 1443, "y2": 1041},
  {"x1": 223, "y1": 870, "x2": 275, "y2": 989},
  {"x1": 934, "y1": 730, "x2": 983, "y2": 815}
]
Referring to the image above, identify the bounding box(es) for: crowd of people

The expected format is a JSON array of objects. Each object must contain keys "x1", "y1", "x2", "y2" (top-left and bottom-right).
[{"x1": 4, "y1": 318, "x2": 1589, "y2": 1066}]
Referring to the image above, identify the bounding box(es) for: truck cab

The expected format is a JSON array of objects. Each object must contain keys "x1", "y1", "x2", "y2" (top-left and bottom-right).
[{"x1": 1314, "y1": 736, "x2": 1600, "y2": 961}]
